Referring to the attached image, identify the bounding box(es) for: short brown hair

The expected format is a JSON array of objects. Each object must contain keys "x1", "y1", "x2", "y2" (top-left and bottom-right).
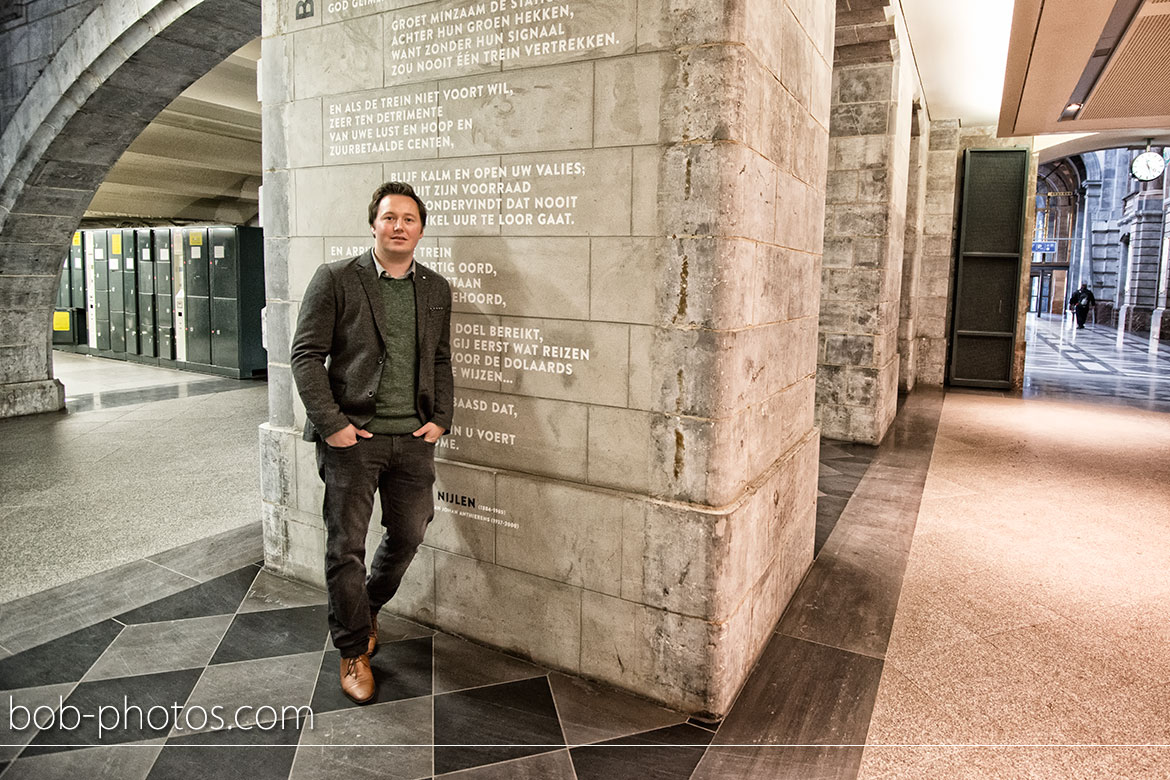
[{"x1": 367, "y1": 181, "x2": 427, "y2": 227}]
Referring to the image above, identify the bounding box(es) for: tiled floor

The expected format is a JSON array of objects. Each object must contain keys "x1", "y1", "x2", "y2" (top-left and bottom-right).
[
  {"x1": 0, "y1": 536, "x2": 715, "y2": 779},
  {"x1": 9, "y1": 332, "x2": 1166, "y2": 779},
  {"x1": 0, "y1": 352, "x2": 267, "y2": 602},
  {"x1": 816, "y1": 440, "x2": 877, "y2": 555},
  {"x1": 0, "y1": 351, "x2": 928, "y2": 778},
  {"x1": 1022, "y1": 313, "x2": 1170, "y2": 412}
]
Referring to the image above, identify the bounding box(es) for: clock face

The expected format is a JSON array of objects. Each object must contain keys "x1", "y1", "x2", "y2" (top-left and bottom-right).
[{"x1": 1131, "y1": 151, "x2": 1165, "y2": 182}]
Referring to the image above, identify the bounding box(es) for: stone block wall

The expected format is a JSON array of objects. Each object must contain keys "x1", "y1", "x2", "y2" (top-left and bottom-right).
[
  {"x1": 1117, "y1": 183, "x2": 1165, "y2": 334},
  {"x1": 0, "y1": 0, "x2": 103, "y2": 135},
  {"x1": 897, "y1": 102, "x2": 928, "y2": 393},
  {"x1": 259, "y1": 0, "x2": 832, "y2": 717},
  {"x1": 817, "y1": 0, "x2": 914, "y2": 444},
  {"x1": 1150, "y1": 170, "x2": 1170, "y2": 344}
]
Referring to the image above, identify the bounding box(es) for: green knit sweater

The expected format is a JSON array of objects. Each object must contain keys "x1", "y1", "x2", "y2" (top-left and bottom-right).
[{"x1": 365, "y1": 275, "x2": 422, "y2": 434}]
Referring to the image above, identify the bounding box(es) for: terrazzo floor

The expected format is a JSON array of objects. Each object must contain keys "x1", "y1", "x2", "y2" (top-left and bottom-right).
[{"x1": 859, "y1": 379, "x2": 1170, "y2": 774}]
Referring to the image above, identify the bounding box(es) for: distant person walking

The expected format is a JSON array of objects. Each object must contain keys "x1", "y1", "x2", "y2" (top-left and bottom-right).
[{"x1": 1070, "y1": 282, "x2": 1096, "y2": 329}]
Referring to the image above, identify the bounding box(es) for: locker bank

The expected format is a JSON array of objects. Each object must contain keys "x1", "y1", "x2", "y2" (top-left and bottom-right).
[{"x1": 54, "y1": 226, "x2": 267, "y2": 380}]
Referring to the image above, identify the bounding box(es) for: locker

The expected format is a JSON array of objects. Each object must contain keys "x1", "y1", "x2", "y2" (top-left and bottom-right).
[
  {"x1": 185, "y1": 295, "x2": 212, "y2": 365},
  {"x1": 56, "y1": 254, "x2": 71, "y2": 308},
  {"x1": 107, "y1": 229, "x2": 124, "y2": 315},
  {"x1": 211, "y1": 297, "x2": 239, "y2": 369},
  {"x1": 110, "y1": 311, "x2": 127, "y2": 353},
  {"x1": 183, "y1": 228, "x2": 210, "y2": 297},
  {"x1": 172, "y1": 227, "x2": 187, "y2": 363},
  {"x1": 136, "y1": 228, "x2": 156, "y2": 357},
  {"x1": 207, "y1": 226, "x2": 266, "y2": 375},
  {"x1": 121, "y1": 229, "x2": 139, "y2": 355},
  {"x1": 91, "y1": 231, "x2": 111, "y2": 351},
  {"x1": 69, "y1": 231, "x2": 85, "y2": 308},
  {"x1": 153, "y1": 228, "x2": 175, "y2": 361}
]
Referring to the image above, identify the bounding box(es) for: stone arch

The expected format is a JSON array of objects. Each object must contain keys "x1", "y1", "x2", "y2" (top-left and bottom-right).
[{"x1": 0, "y1": 0, "x2": 259, "y2": 417}]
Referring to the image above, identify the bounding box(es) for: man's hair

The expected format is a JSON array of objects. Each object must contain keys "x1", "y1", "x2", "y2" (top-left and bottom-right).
[{"x1": 368, "y1": 181, "x2": 427, "y2": 227}]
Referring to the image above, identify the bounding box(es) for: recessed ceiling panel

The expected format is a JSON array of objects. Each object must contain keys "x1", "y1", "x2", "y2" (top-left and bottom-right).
[{"x1": 1080, "y1": 13, "x2": 1170, "y2": 119}]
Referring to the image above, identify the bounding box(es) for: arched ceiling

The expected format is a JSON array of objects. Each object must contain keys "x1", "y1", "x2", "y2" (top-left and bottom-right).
[{"x1": 82, "y1": 38, "x2": 261, "y2": 226}]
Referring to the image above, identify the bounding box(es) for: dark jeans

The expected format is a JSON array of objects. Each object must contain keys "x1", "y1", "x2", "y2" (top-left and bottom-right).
[
  {"x1": 316, "y1": 433, "x2": 436, "y2": 657},
  {"x1": 1075, "y1": 305, "x2": 1090, "y2": 327}
]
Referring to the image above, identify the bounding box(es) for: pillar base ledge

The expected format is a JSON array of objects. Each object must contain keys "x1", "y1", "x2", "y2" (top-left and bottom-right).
[{"x1": 0, "y1": 379, "x2": 65, "y2": 419}]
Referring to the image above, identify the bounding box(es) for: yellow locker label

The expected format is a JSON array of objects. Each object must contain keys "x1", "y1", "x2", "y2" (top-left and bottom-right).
[
  {"x1": 53, "y1": 311, "x2": 72, "y2": 331},
  {"x1": 111, "y1": 234, "x2": 122, "y2": 254},
  {"x1": 72, "y1": 232, "x2": 81, "y2": 246},
  {"x1": 189, "y1": 233, "x2": 203, "y2": 246}
]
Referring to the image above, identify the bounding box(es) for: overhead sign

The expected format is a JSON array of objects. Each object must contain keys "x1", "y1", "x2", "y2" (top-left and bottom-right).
[{"x1": 1032, "y1": 241, "x2": 1057, "y2": 253}]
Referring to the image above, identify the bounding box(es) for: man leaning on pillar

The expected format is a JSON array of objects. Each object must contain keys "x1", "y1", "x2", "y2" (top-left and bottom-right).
[{"x1": 290, "y1": 181, "x2": 454, "y2": 703}]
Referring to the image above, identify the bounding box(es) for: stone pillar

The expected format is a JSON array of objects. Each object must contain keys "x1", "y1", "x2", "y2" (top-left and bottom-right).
[
  {"x1": 259, "y1": 0, "x2": 832, "y2": 717},
  {"x1": 914, "y1": 119, "x2": 958, "y2": 386},
  {"x1": 1117, "y1": 175, "x2": 1164, "y2": 335},
  {"x1": 1149, "y1": 164, "x2": 1170, "y2": 346},
  {"x1": 818, "y1": 0, "x2": 912, "y2": 443},
  {"x1": 1089, "y1": 149, "x2": 1131, "y2": 324},
  {"x1": 898, "y1": 101, "x2": 928, "y2": 393}
]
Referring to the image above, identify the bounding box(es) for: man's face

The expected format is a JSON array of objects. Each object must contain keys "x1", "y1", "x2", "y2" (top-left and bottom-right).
[{"x1": 371, "y1": 194, "x2": 424, "y2": 259}]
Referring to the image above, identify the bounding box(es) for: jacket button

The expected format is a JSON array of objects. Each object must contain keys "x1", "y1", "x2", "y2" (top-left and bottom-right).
[{"x1": 367, "y1": 391, "x2": 374, "y2": 397}]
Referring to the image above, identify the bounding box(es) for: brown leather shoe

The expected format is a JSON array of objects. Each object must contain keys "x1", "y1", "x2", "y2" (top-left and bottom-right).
[
  {"x1": 368, "y1": 610, "x2": 379, "y2": 657},
  {"x1": 340, "y1": 653, "x2": 375, "y2": 704}
]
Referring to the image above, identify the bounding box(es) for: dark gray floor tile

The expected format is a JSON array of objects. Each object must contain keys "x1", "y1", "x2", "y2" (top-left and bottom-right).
[
  {"x1": 817, "y1": 475, "x2": 865, "y2": 499},
  {"x1": 372, "y1": 611, "x2": 435, "y2": 643},
  {"x1": 290, "y1": 696, "x2": 432, "y2": 779},
  {"x1": 691, "y1": 745, "x2": 863, "y2": 780},
  {"x1": 434, "y1": 676, "x2": 564, "y2": 775},
  {"x1": 548, "y1": 672, "x2": 686, "y2": 746},
  {"x1": 166, "y1": 717, "x2": 303, "y2": 746},
  {"x1": 1, "y1": 741, "x2": 164, "y2": 780},
  {"x1": 0, "y1": 682, "x2": 76, "y2": 761},
  {"x1": 116, "y1": 565, "x2": 259, "y2": 625},
  {"x1": 0, "y1": 562, "x2": 197, "y2": 653},
  {"x1": 25, "y1": 668, "x2": 203, "y2": 754},
  {"x1": 83, "y1": 615, "x2": 233, "y2": 682},
  {"x1": 778, "y1": 515, "x2": 913, "y2": 659},
  {"x1": 209, "y1": 605, "x2": 329, "y2": 665},
  {"x1": 686, "y1": 716, "x2": 720, "y2": 732},
  {"x1": 440, "y1": 749, "x2": 575, "y2": 779},
  {"x1": 713, "y1": 634, "x2": 882, "y2": 749},
  {"x1": 828, "y1": 459, "x2": 874, "y2": 478},
  {"x1": 238, "y1": 570, "x2": 327, "y2": 614},
  {"x1": 0, "y1": 621, "x2": 123, "y2": 692},
  {"x1": 149, "y1": 720, "x2": 300, "y2": 780},
  {"x1": 147, "y1": 523, "x2": 264, "y2": 583},
  {"x1": 815, "y1": 495, "x2": 849, "y2": 556},
  {"x1": 570, "y1": 723, "x2": 712, "y2": 780},
  {"x1": 433, "y1": 634, "x2": 544, "y2": 695},
  {"x1": 178, "y1": 651, "x2": 321, "y2": 736},
  {"x1": 310, "y1": 637, "x2": 433, "y2": 715}
]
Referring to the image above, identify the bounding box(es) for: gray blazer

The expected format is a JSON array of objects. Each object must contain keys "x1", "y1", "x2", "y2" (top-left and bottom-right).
[{"x1": 290, "y1": 250, "x2": 454, "y2": 442}]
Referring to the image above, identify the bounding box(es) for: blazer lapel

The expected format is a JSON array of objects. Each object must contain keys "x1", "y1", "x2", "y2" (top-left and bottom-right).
[
  {"x1": 355, "y1": 250, "x2": 390, "y2": 347},
  {"x1": 414, "y1": 264, "x2": 433, "y2": 349}
]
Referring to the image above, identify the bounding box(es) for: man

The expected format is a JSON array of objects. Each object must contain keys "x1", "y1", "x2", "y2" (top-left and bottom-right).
[
  {"x1": 290, "y1": 181, "x2": 453, "y2": 703},
  {"x1": 1070, "y1": 281, "x2": 1096, "y2": 329}
]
